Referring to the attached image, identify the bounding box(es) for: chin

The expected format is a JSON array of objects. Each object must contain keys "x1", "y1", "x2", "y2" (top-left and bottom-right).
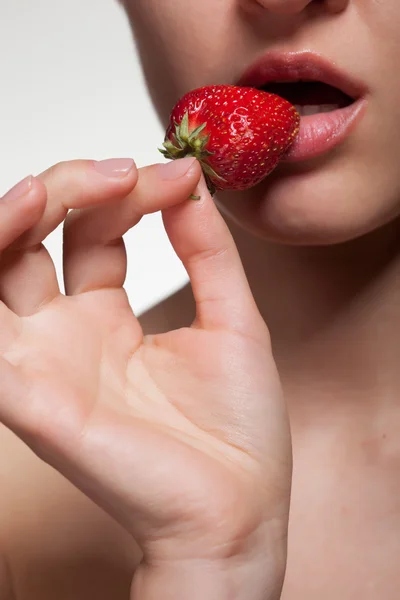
[{"x1": 216, "y1": 151, "x2": 400, "y2": 247}]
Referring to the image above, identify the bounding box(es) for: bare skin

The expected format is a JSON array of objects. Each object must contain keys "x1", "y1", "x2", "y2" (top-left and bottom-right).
[
  {"x1": 0, "y1": 159, "x2": 290, "y2": 600},
  {"x1": 2, "y1": 213, "x2": 400, "y2": 600},
  {"x1": 2, "y1": 0, "x2": 400, "y2": 599},
  {"x1": 128, "y1": 0, "x2": 400, "y2": 595}
]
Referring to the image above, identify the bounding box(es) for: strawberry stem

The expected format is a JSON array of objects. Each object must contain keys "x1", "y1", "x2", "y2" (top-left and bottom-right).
[{"x1": 159, "y1": 111, "x2": 224, "y2": 198}]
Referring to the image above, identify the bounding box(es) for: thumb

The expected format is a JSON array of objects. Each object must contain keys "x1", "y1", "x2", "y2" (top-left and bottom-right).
[{"x1": 162, "y1": 175, "x2": 267, "y2": 339}]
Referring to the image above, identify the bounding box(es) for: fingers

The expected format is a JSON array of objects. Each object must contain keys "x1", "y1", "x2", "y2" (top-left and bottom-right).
[
  {"x1": 1, "y1": 159, "x2": 139, "y2": 315},
  {"x1": 0, "y1": 176, "x2": 46, "y2": 250},
  {"x1": 0, "y1": 245, "x2": 61, "y2": 316},
  {"x1": 16, "y1": 158, "x2": 139, "y2": 249},
  {"x1": 162, "y1": 176, "x2": 266, "y2": 337},
  {"x1": 0, "y1": 175, "x2": 52, "y2": 317},
  {"x1": 63, "y1": 158, "x2": 201, "y2": 295}
]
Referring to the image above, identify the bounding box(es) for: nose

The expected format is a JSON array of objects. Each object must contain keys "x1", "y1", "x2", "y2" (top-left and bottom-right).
[{"x1": 250, "y1": 0, "x2": 348, "y2": 15}]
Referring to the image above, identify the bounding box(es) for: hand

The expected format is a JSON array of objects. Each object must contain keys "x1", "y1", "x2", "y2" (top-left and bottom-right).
[{"x1": 0, "y1": 157, "x2": 292, "y2": 600}]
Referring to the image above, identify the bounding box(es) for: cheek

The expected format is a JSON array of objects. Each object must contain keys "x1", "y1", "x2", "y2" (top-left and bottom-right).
[
  {"x1": 127, "y1": 0, "x2": 400, "y2": 246},
  {"x1": 215, "y1": 105, "x2": 400, "y2": 247},
  {"x1": 361, "y1": 0, "x2": 400, "y2": 38},
  {"x1": 127, "y1": 1, "x2": 242, "y2": 120}
]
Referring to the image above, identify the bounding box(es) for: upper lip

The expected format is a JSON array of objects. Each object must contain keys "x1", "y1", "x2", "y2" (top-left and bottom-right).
[{"x1": 236, "y1": 50, "x2": 367, "y2": 101}]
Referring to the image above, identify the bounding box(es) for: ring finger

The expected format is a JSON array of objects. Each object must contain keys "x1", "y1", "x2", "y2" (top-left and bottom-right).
[{"x1": 2, "y1": 158, "x2": 138, "y2": 315}]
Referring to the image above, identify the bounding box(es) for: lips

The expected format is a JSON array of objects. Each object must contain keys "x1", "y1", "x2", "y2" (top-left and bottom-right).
[{"x1": 237, "y1": 51, "x2": 368, "y2": 162}]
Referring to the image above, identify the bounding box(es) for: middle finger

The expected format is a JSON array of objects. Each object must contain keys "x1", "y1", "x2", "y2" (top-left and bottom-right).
[
  {"x1": 2, "y1": 158, "x2": 138, "y2": 315},
  {"x1": 63, "y1": 158, "x2": 201, "y2": 295}
]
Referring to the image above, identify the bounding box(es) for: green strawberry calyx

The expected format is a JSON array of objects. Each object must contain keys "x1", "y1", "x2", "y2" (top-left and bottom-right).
[{"x1": 159, "y1": 111, "x2": 227, "y2": 197}]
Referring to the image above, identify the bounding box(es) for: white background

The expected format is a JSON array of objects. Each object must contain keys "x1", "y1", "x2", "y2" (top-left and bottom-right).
[{"x1": 0, "y1": 0, "x2": 189, "y2": 314}]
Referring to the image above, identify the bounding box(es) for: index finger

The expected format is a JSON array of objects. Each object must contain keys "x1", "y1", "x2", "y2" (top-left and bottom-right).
[{"x1": 13, "y1": 158, "x2": 139, "y2": 249}]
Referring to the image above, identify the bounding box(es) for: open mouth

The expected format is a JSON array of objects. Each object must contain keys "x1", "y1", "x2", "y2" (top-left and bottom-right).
[
  {"x1": 256, "y1": 80, "x2": 353, "y2": 116},
  {"x1": 237, "y1": 51, "x2": 367, "y2": 161}
]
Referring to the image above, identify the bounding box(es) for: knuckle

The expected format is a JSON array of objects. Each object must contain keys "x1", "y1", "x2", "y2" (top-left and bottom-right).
[
  {"x1": 42, "y1": 160, "x2": 69, "y2": 183},
  {"x1": 40, "y1": 159, "x2": 87, "y2": 188},
  {"x1": 188, "y1": 243, "x2": 230, "y2": 266}
]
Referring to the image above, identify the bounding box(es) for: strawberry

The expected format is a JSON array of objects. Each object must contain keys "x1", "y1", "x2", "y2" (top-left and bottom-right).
[{"x1": 159, "y1": 85, "x2": 300, "y2": 195}]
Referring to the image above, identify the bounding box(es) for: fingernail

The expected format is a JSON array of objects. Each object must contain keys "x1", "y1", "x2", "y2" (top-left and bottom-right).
[
  {"x1": 3, "y1": 175, "x2": 33, "y2": 203},
  {"x1": 94, "y1": 158, "x2": 135, "y2": 178},
  {"x1": 156, "y1": 157, "x2": 197, "y2": 180}
]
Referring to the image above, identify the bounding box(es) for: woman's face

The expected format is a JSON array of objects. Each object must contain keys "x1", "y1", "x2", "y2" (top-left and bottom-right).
[{"x1": 125, "y1": 0, "x2": 400, "y2": 245}]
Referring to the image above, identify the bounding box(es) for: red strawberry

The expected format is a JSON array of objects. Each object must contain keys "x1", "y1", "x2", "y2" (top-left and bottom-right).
[{"x1": 159, "y1": 85, "x2": 300, "y2": 195}]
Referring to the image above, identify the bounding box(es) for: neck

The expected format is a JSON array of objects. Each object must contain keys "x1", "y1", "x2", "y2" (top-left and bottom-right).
[{"x1": 227, "y1": 216, "x2": 400, "y2": 425}]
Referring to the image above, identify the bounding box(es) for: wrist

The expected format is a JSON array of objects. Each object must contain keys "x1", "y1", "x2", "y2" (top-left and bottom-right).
[
  {"x1": 131, "y1": 525, "x2": 287, "y2": 600},
  {"x1": 131, "y1": 557, "x2": 285, "y2": 600}
]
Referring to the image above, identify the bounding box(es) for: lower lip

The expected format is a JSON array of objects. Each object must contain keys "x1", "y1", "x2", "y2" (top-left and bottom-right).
[{"x1": 282, "y1": 98, "x2": 367, "y2": 162}]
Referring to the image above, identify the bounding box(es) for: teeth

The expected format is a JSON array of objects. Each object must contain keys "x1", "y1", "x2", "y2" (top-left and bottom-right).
[
  {"x1": 320, "y1": 104, "x2": 340, "y2": 113},
  {"x1": 295, "y1": 104, "x2": 340, "y2": 116},
  {"x1": 304, "y1": 105, "x2": 320, "y2": 116}
]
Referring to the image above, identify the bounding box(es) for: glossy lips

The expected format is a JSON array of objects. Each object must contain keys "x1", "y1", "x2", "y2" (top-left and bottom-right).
[{"x1": 237, "y1": 51, "x2": 368, "y2": 162}]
